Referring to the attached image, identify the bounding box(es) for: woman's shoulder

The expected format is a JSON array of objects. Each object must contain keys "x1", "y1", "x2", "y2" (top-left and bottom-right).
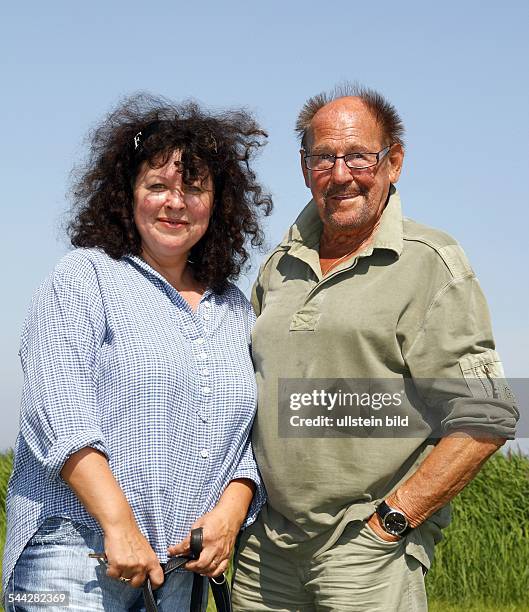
[
  {"x1": 50, "y1": 248, "x2": 126, "y2": 282},
  {"x1": 26, "y1": 250, "x2": 112, "y2": 324},
  {"x1": 218, "y1": 281, "x2": 251, "y2": 308},
  {"x1": 34, "y1": 248, "x2": 119, "y2": 300},
  {"x1": 216, "y1": 282, "x2": 256, "y2": 324},
  {"x1": 55, "y1": 247, "x2": 113, "y2": 270}
]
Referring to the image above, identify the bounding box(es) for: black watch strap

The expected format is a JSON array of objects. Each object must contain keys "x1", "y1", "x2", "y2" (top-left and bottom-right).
[{"x1": 376, "y1": 500, "x2": 411, "y2": 536}]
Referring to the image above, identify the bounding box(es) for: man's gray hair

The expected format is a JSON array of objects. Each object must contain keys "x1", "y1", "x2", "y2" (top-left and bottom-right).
[{"x1": 295, "y1": 82, "x2": 405, "y2": 150}]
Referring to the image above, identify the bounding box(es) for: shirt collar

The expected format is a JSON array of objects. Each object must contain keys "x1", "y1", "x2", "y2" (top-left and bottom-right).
[{"x1": 123, "y1": 255, "x2": 214, "y2": 303}]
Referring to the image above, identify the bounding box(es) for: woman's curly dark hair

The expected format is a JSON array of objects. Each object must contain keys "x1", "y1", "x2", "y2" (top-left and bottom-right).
[{"x1": 68, "y1": 93, "x2": 272, "y2": 292}]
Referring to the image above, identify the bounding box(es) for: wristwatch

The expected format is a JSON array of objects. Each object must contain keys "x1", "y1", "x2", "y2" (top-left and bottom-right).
[{"x1": 375, "y1": 500, "x2": 411, "y2": 537}]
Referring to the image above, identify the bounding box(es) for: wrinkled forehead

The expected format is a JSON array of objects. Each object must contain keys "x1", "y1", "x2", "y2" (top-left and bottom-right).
[{"x1": 307, "y1": 99, "x2": 385, "y2": 151}]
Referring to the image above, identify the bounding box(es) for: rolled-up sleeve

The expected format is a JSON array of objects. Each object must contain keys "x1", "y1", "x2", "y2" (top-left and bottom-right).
[
  {"x1": 404, "y1": 274, "x2": 518, "y2": 438},
  {"x1": 19, "y1": 253, "x2": 108, "y2": 482}
]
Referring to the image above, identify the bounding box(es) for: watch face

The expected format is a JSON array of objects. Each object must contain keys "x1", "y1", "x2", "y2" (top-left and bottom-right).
[{"x1": 383, "y1": 511, "x2": 408, "y2": 536}]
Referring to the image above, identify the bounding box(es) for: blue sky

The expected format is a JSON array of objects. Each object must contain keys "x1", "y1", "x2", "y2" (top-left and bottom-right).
[{"x1": 2, "y1": 0, "x2": 528, "y2": 450}]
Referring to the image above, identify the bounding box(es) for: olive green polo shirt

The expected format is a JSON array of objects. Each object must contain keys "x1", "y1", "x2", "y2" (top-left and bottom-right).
[{"x1": 250, "y1": 186, "x2": 518, "y2": 567}]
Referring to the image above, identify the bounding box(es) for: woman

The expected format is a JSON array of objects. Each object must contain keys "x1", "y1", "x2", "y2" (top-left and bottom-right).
[{"x1": 3, "y1": 94, "x2": 271, "y2": 611}]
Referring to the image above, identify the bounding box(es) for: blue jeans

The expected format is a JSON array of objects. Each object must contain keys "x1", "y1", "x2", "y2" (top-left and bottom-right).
[{"x1": 4, "y1": 517, "x2": 207, "y2": 611}]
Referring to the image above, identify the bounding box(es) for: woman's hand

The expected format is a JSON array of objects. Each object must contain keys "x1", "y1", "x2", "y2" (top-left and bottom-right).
[
  {"x1": 167, "y1": 479, "x2": 255, "y2": 577},
  {"x1": 104, "y1": 521, "x2": 164, "y2": 589},
  {"x1": 168, "y1": 506, "x2": 240, "y2": 577},
  {"x1": 61, "y1": 447, "x2": 164, "y2": 588}
]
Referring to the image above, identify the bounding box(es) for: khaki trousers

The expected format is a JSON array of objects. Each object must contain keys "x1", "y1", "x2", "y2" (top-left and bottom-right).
[{"x1": 232, "y1": 516, "x2": 428, "y2": 612}]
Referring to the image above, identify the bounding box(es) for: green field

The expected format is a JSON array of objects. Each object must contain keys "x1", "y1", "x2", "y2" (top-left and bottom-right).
[
  {"x1": 1, "y1": 450, "x2": 528, "y2": 611},
  {"x1": 425, "y1": 450, "x2": 529, "y2": 609},
  {"x1": 429, "y1": 604, "x2": 529, "y2": 612}
]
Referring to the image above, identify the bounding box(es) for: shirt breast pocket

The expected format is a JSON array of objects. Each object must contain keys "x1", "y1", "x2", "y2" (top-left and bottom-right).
[{"x1": 289, "y1": 306, "x2": 321, "y2": 331}]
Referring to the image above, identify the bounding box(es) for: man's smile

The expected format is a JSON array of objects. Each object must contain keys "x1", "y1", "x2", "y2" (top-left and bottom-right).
[{"x1": 329, "y1": 194, "x2": 359, "y2": 200}]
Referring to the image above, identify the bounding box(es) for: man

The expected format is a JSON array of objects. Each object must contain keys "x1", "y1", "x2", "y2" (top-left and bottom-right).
[{"x1": 231, "y1": 84, "x2": 518, "y2": 612}]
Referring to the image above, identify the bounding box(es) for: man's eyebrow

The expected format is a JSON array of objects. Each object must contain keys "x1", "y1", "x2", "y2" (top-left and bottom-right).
[
  {"x1": 310, "y1": 144, "x2": 373, "y2": 155},
  {"x1": 309, "y1": 147, "x2": 334, "y2": 155}
]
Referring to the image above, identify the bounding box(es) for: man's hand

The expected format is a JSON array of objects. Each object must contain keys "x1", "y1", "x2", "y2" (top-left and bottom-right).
[{"x1": 167, "y1": 478, "x2": 255, "y2": 577}]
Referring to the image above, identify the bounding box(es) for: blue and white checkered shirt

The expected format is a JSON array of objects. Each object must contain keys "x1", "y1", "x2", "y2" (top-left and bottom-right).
[{"x1": 2, "y1": 248, "x2": 265, "y2": 591}]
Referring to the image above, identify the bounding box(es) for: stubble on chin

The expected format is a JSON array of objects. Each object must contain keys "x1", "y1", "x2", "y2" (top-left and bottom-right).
[{"x1": 321, "y1": 195, "x2": 372, "y2": 231}]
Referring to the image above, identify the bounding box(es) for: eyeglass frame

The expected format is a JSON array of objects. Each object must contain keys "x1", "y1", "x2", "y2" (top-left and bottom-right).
[{"x1": 303, "y1": 144, "x2": 392, "y2": 171}]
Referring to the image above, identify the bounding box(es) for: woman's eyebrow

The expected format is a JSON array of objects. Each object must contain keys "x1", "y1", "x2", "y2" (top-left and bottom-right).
[{"x1": 143, "y1": 174, "x2": 169, "y2": 181}]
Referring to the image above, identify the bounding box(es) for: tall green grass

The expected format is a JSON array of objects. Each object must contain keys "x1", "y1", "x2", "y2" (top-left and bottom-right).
[
  {"x1": 425, "y1": 450, "x2": 529, "y2": 608},
  {"x1": 0, "y1": 450, "x2": 12, "y2": 582},
  {"x1": 429, "y1": 603, "x2": 528, "y2": 612},
  {"x1": 1, "y1": 450, "x2": 528, "y2": 611}
]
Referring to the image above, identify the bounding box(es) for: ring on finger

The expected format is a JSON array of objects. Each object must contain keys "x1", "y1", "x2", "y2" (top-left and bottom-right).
[{"x1": 119, "y1": 576, "x2": 132, "y2": 583}]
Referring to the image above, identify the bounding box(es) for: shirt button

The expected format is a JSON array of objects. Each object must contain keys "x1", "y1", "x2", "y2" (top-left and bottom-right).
[
  {"x1": 194, "y1": 337, "x2": 205, "y2": 345},
  {"x1": 200, "y1": 449, "x2": 209, "y2": 458},
  {"x1": 204, "y1": 301, "x2": 211, "y2": 309},
  {"x1": 203, "y1": 313, "x2": 210, "y2": 321},
  {"x1": 199, "y1": 352, "x2": 208, "y2": 360},
  {"x1": 202, "y1": 387, "x2": 211, "y2": 394},
  {"x1": 201, "y1": 368, "x2": 210, "y2": 376}
]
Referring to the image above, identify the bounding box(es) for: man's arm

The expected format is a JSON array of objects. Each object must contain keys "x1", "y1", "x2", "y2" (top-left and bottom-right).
[
  {"x1": 370, "y1": 266, "x2": 516, "y2": 541},
  {"x1": 368, "y1": 433, "x2": 504, "y2": 540}
]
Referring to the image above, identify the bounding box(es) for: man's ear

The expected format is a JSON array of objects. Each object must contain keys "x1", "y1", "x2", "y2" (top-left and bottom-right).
[
  {"x1": 388, "y1": 143, "x2": 404, "y2": 184},
  {"x1": 300, "y1": 149, "x2": 311, "y2": 188}
]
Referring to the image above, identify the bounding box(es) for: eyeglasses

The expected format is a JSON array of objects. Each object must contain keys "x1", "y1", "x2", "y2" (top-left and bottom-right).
[{"x1": 303, "y1": 145, "x2": 391, "y2": 171}]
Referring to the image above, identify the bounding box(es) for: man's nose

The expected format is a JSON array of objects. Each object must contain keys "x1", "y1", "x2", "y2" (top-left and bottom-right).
[{"x1": 330, "y1": 157, "x2": 354, "y2": 184}]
